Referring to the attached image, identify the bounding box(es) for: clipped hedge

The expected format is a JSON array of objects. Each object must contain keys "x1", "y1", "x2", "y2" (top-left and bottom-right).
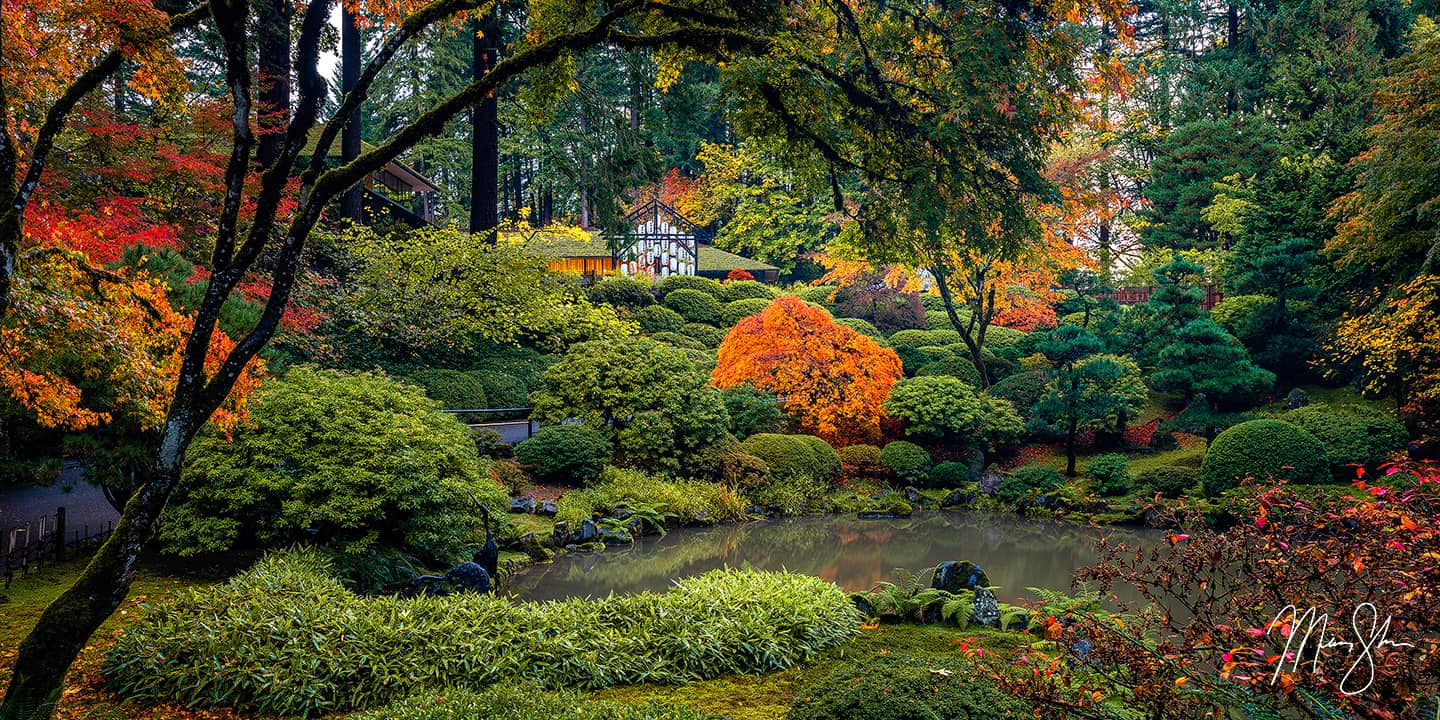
[
  {"x1": 985, "y1": 370, "x2": 1049, "y2": 420},
  {"x1": 1086, "y1": 453, "x2": 1131, "y2": 496},
  {"x1": 513, "y1": 424, "x2": 612, "y2": 485},
  {"x1": 408, "y1": 369, "x2": 488, "y2": 410},
  {"x1": 930, "y1": 461, "x2": 974, "y2": 488},
  {"x1": 1279, "y1": 404, "x2": 1408, "y2": 472},
  {"x1": 106, "y1": 551, "x2": 860, "y2": 717},
  {"x1": 787, "y1": 655, "x2": 1032, "y2": 720},
  {"x1": 916, "y1": 356, "x2": 981, "y2": 385},
  {"x1": 649, "y1": 331, "x2": 708, "y2": 350},
  {"x1": 889, "y1": 328, "x2": 963, "y2": 347},
  {"x1": 354, "y1": 685, "x2": 721, "y2": 720},
  {"x1": 721, "y1": 384, "x2": 784, "y2": 439},
  {"x1": 793, "y1": 285, "x2": 837, "y2": 304},
  {"x1": 798, "y1": 435, "x2": 843, "y2": 485},
  {"x1": 679, "y1": 322, "x2": 728, "y2": 348},
  {"x1": 633, "y1": 304, "x2": 686, "y2": 334},
  {"x1": 470, "y1": 370, "x2": 528, "y2": 409},
  {"x1": 880, "y1": 441, "x2": 931, "y2": 485},
  {"x1": 586, "y1": 275, "x2": 654, "y2": 309},
  {"x1": 722, "y1": 297, "x2": 773, "y2": 325},
  {"x1": 834, "y1": 317, "x2": 886, "y2": 341},
  {"x1": 663, "y1": 288, "x2": 724, "y2": 325},
  {"x1": 839, "y1": 444, "x2": 883, "y2": 468},
  {"x1": 687, "y1": 436, "x2": 771, "y2": 491},
  {"x1": 719, "y1": 279, "x2": 778, "y2": 303},
  {"x1": 740, "y1": 433, "x2": 835, "y2": 512},
  {"x1": 1136, "y1": 466, "x2": 1200, "y2": 498},
  {"x1": 1201, "y1": 419, "x2": 1329, "y2": 496},
  {"x1": 657, "y1": 275, "x2": 723, "y2": 298},
  {"x1": 556, "y1": 466, "x2": 748, "y2": 526}
]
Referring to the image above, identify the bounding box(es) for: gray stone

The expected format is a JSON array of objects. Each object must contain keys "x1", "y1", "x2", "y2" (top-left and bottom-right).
[
  {"x1": 963, "y1": 448, "x2": 986, "y2": 483},
  {"x1": 940, "y1": 489, "x2": 975, "y2": 508},
  {"x1": 536, "y1": 500, "x2": 558, "y2": 517},
  {"x1": 1286, "y1": 387, "x2": 1310, "y2": 409},
  {"x1": 979, "y1": 467, "x2": 1004, "y2": 495},
  {"x1": 971, "y1": 588, "x2": 1001, "y2": 628},
  {"x1": 903, "y1": 486, "x2": 922, "y2": 503},
  {"x1": 578, "y1": 518, "x2": 598, "y2": 542},
  {"x1": 598, "y1": 527, "x2": 633, "y2": 545},
  {"x1": 931, "y1": 560, "x2": 990, "y2": 593},
  {"x1": 508, "y1": 496, "x2": 535, "y2": 514},
  {"x1": 551, "y1": 521, "x2": 570, "y2": 546}
]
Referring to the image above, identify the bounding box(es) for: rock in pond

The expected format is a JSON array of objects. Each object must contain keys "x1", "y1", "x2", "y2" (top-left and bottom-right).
[
  {"x1": 578, "y1": 518, "x2": 598, "y2": 542},
  {"x1": 508, "y1": 496, "x2": 536, "y2": 514},
  {"x1": 979, "y1": 467, "x2": 1004, "y2": 495},
  {"x1": 931, "y1": 560, "x2": 990, "y2": 593},
  {"x1": 536, "y1": 500, "x2": 558, "y2": 517},
  {"x1": 940, "y1": 489, "x2": 976, "y2": 508}
]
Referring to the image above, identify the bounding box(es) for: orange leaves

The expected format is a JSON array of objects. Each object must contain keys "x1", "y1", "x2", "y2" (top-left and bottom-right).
[{"x1": 713, "y1": 296, "x2": 902, "y2": 445}]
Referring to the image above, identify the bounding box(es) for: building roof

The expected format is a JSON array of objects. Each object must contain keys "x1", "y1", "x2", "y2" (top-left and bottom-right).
[
  {"x1": 301, "y1": 129, "x2": 441, "y2": 194},
  {"x1": 698, "y1": 245, "x2": 777, "y2": 272},
  {"x1": 512, "y1": 229, "x2": 778, "y2": 272}
]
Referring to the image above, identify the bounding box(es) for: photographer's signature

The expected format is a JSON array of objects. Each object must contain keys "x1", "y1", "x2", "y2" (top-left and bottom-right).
[{"x1": 1266, "y1": 603, "x2": 1417, "y2": 695}]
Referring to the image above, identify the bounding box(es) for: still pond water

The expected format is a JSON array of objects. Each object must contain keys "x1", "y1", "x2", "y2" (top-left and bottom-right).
[{"x1": 505, "y1": 511, "x2": 1161, "y2": 605}]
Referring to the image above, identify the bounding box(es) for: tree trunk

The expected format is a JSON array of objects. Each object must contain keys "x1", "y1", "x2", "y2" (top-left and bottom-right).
[
  {"x1": 339, "y1": 4, "x2": 363, "y2": 222},
  {"x1": 0, "y1": 417, "x2": 195, "y2": 720},
  {"x1": 931, "y1": 263, "x2": 992, "y2": 387},
  {"x1": 256, "y1": 0, "x2": 292, "y2": 170},
  {"x1": 1065, "y1": 421, "x2": 1079, "y2": 477},
  {"x1": 469, "y1": 13, "x2": 499, "y2": 239}
]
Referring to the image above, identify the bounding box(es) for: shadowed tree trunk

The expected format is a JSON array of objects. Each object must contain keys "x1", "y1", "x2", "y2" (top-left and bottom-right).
[
  {"x1": 256, "y1": 0, "x2": 292, "y2": 170},
  {"x1": 340, "y1": 2, "x2": 363, "y2": 222},
  {"x1": 469, "y1": 11, "x2": 500, "y2": 239}
]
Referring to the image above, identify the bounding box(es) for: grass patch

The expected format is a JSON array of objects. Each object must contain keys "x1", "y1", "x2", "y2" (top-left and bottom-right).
[
  {"x1": 589, "y1": 624, "x2": 1023, "y2": 720},
  {"x1": 504, "y1": 513, "x2": 555, "y2": 541}
]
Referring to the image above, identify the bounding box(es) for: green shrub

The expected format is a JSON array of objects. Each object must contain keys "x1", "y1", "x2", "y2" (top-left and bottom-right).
[
  {"x1": 880, "y1": 441, "x2": 932, "y2": 485},
  {"x1": 793, "y1": 285, "x2": 837, "y2": 304},
  {"x1": 1201, "y1": 419, "x2": 1329, "y2": 496},
  {"x1": 586, "y1": 275, "x2": 654, "y2": 308},
  {"x1": 1280, "y1": 404, "x2": 1408, "y2": 471},
  {"x1": 722, "y1": 297, "x2": 773, "y2": 325},
  {"x1": 513, "y1": 425, "x2": 612, "y2": 485},
  {"x1": 487, "y1": 459, "x2": 529, "y2": 496},
  {"x1": 1136, "y1": 466, "x2": 1200, "y2": 498},
  {"x1": 985, "y1": 370, "x2": 1049, "y2": 420},
  {"x1": 839, "y1": 444, "x2": 883, "y2": 468},
  {"x1": 679, "y1": 322, "x2": 728, "y2": 347},
  {"x1": 354, "y1": 685, "x2": 720, "y2": 720},
  {"x1": 719, "y1": 279, "x2": 778, "y2": 303},
  {"x1": 787, "y1": 655, "x2": 1033, "y2": 720},
  {"x1": 657, "y1": 274, "x2": 723, "y2": 298},
  {"x1": 834, "y1": 317, "x2": 886, "y2": 341},
  {"x1": 663, "y1": 288, "x2": 724, "y2": 325},
  {"x1": 798, "y1": 435, "x2": 843, "y2": 485},
  {"x1": 408, "y1": 368, "x2": 488, "y2": 410},
  {"x1": 721, "y1": 384, "x2": 785, "y2": 439},
  {"x1": 1086, "y1": 453, "x2": 1131, "y2": 496},
  {"x1": 687, "y1": 436, "x2": 772, "y2": 491},
  {"x1": 995, "y1": 464, "x2": 1064, "y2": 503},
  {"x1": 561, "y1": 466, "x2": 748, "y2": 525},
  {"x1": 160, "y1": 368, "x2": 506, "y2": 563},
  {"x1": 892, "y1": 345, "x2": 937, "y2": 376},
  {"x1": 530, "y1": 338, "x2": 729, "y2": 473},
  {"x1": 983, "y1": 326, "x2": 1027, "y2": 349},
  {"x1": 884, "y1": 376, "x2": 1023, "y2": 451},
  {"x1": 633, "y1": 304, "x2": 686, "y2": 333},
  {"x1": 889, "y1": 328, "x2": 963, "y2": 347},
  {"x1": 740, "y1": 433, "x2": 834, "y2": 513},
  {"x1": 469, "y1": 370, "x2": 527, "y2": 409},
  {"x1": 916, "y1": 355, "x2": 981, "y2": 384},
  {"x1": 106, "y1": 550, "x2": 860, "y2": 716},
  {"x1": 930, "y1": 461, "x2": 974, "y2": 488},
  {"x1": 649, "y1": 331, "x2": 708, "y2": 350},
  {"x1": 468, "y1": 343, "x2": 553, "y2": 389},
  {"x1": 1211, "y1": 294, "x2": 1272, "y2": 335}
]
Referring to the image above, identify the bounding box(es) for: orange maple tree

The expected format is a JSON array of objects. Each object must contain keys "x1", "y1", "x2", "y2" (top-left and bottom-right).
[{"x1": 713, "y1": 296, "x2": 902, "y2": 445}]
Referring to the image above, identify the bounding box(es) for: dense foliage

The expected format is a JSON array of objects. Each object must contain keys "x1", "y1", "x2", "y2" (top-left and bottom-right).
[
  {"x1": 105, "y1": 550, "x2": 861, "y2": 716},
  {"x1": 530, "y1": 338, "x2": 728, "y2": 473},
  {"x1": 1201, "y1": 419, "x2": 1330, "y2": 495},
  {"x1": 513, "y1": 425, "x2": 613, "y2": 485},
  {"x1": 884, "y1": 376, "x2": 1023, "y2": 452},
  {"x1": 355, "y1": 685, "x2": 721, "y2": 720},
  {"x1": 788, "y1": 655, "x2": 1034, "y2": 720},
  {"x1": 160, "y1": 368, "x2": 506, "y2": 562}
]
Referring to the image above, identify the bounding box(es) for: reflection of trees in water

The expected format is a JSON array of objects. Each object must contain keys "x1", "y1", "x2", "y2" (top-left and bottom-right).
[{"x1": 509, "y1": 512, "x2": 1161, "y2": 603}]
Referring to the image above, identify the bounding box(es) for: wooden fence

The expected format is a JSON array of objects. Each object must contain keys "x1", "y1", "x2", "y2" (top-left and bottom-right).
[{"x1": 3, "y1": 507, "x2": 115, "y2": 587}]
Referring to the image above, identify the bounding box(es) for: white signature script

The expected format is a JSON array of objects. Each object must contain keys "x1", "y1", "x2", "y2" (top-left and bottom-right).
[{"x1": 1266, "y1": 603, "x2": 1417, "y2": 695}]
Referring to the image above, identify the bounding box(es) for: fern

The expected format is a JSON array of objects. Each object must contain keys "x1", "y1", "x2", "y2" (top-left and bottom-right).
[
  {"x1": 940, "y1": 591, "x2": 976, "y2": 629},
  {"x1": 1025, "y1": 586, "x2": 1102, "y2": 616}
]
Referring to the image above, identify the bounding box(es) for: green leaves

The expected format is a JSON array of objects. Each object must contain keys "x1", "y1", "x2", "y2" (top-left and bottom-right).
[
  {"x1": 104, "y1": 550, "x2": 861, "y2": 716},
  {"x1": 883, "y1": 375, "x2": 1023, "y2": 451}
]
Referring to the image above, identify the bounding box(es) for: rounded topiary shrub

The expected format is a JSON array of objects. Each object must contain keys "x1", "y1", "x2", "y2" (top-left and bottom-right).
[
  {"x1": 721, "y1": 384, "x2": 784, "y2": 439},
  {"x1": 982, "y1": 326, "x2": 1026, "y2": 349},
  {"x1": 688, "y1": 436, "x2": 771, "y2": 490},
  {"x1": 1136, "y1": 465, "x2": 1201, "y2": 498},
  {"x1": 722, "y1": 297, "x2": 773, "y2": 326},
  {"x1": 1279, "y1": 404, "x2": 1408, "y2": 472},
  {"x1": 663, "y1": 288, "x2": 724, "y2": 325},
  {"x1": 787, "y1": 655, "x2": 1032, "y2": 720},
  {"x1": 798, "y1": 435, "x2": 843, "y2": 485},
  {"x1": 407, "y1": 368, "x2": 488, "y2": 410},
  {"x1": 839, "y1": 444, "x2": 883, "y2": 468},
  {"x1": 835, "y1": 317, "x2": 886, "y2": 341},
  {"x1": 586, "y1": 275, "x2": 654, "y2": 308},
  {"x1": 889, "y1": 328, "x2": 963, "y2": 348},
  {"x1": 719, "y1": 279, "x2": 777, "y2": 303},
  {"x1": 648, "y1": 331, "x2": 708, "y2": 350},
  {"x1": 513, "y1": 424, "x2": 613, "y2": 485},
  {"x1": 1201, "y1": 419, "x2": 1329, "y2": 496},
  {"x1": 469, "y1": 370, "x2": 527, "y2": 409},
  {"x1": 161, "y1": 368, "x2": 506, "y2": 563},
  {"x1": 930, "y1": 461, "x2": 974, "y2": 488},
  {"x1": 793, "y1": 285, "x2": 837, "y2": 304},
  {"x1": 679, "y1": 322, "x2": 728, "y2": 348},
  {"x1": 985, "y1": 370, "x2": 1049, "y2": 420},
  {"x1": 994, "y1": 464, "x2": 1064, "y2": 503},
  {"x1": 742, "y1": 433, "x2": 823, "y2": 484},
  {"x1": 1086, "y1": 453, "x2": 1131, "y2": 496},
  {"x1": 657, "y1": 274, "x2": 723, "y2": 298},
  {"x1": 880, "y1": 441, "x2": 932, "y2": 485},
  {"x1": 916, "y1": 356, "x2": 981, "y2": 385},
  {"x1": 632, "y1": 304, "x2": 685, "y2": 334}
]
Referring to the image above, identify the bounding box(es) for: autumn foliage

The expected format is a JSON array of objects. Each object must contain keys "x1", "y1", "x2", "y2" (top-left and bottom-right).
[{"x1": 713, "y1": 296, "x2": 902, "y2": 445}]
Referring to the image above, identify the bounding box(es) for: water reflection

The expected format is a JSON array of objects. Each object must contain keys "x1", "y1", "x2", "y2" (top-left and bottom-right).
[{"x1": 506, "y1": 512, "x2": 1160, "y2": 605}]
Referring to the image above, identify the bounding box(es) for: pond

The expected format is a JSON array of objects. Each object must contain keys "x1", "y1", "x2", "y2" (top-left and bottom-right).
[{"x1": 504, "y1": 511, "x2": 1161, "y2": 605}]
